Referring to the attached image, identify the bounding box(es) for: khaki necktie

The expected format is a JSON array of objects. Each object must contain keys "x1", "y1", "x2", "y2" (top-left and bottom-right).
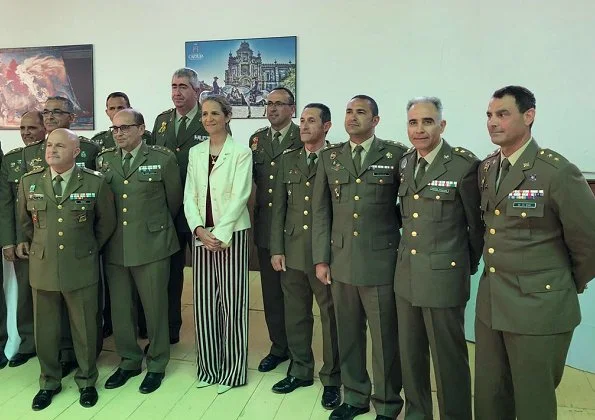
[
  {"x1": 177, "y1": 115, "x2": 188, "y2": 145},
  {"x1": 353, "y1": 145, "x2": 364, "y2": 174},
  {"x1": 53, "y1": 174, "x2": 63, "y2": 198},
  {"x1": 123, "y1": 152, "x2": 133, "y2": 177},
  {"x1": 414, "y1": 158, "x2": 428, "y2": 188},
  {"x1": 308, "y1": 152, "x2": 317, "y2": 173},
  {"x1": 273, "y1": 131, "x2": 282, "y2": 154},
  {"x1": 496, "y1": 158, "x2": 511, "y2": 192}
]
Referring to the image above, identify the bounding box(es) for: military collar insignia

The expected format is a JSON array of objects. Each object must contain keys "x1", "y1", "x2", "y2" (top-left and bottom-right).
[{"x1": 385, "y1": 152, "x2": 393, "y2": 159}]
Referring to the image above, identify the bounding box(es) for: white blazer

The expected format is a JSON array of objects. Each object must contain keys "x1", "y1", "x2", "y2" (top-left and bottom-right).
[{"x1": 184, "y1": 135, "x2": 252, "y2": 246}]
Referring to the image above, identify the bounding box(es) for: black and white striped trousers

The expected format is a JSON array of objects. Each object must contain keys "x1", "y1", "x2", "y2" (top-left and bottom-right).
[{"x1": 193, "y1": 229, "x2": 249, "y2": 387}]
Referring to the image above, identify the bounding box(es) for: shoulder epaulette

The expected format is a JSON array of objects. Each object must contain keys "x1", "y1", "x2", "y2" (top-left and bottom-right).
[
  {"x1": 484, "y1": 148, "x2": 499, "y2": 160},
  {"x1": 150, "y1": 144, "x2": 175, "y2": 156},
  {"x1": 403, "y1": 146, "x2": 415, "y2": 156},
  {"x1": 24, "y1": 166, "x2": 44, "y2": 176},
  {"x1": 91, "y1": 131, "x2": 108, "y2": 139},
  {"x1": 536, "y1": 148, "x2": 567, "y2": 168},
  {"x1": 6, "y1": 146, "x2": 23, "y2": 154},
  {"x1": 25, "y1": 139, "x2": 44, "y2": 148},
  {"x1": 82, "y1": 167, "x2": 103, "y2": 177},
  {"x1": 381, "y1": 139, "x2": 408, "y2": 150},
  {"x1": 98, "y1": 146, "x2": 117, "y2": 156},
  {"x1": 157, "y1": 108, "x2": 174, "y2": 117},
  {"x1": 452, "y1": 147, "x2": 478, "y2": 161},
  {"x1": 79, "y1": 136, "x2": 94, "y2": 144},
  {"x1": 322, "y1": 142, "x2": 344, "y2": 152},
  {"x1": 254, "y1": 126, "x2": 268, "y2": 135}
]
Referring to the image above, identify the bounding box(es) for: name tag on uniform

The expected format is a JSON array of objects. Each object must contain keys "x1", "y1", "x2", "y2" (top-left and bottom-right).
[
  {"x1": 370, "y1": 164, "x2": 392, "y2": 177},
  {"x1": 512, "y1": 202, "x2": 537, "y2": 209},
  {"x1": 508, "y1": 189, "x2": 544, "y2": 199},
  {"x1": 430, "y1": 186, "x2": 450, "y2": 194}
]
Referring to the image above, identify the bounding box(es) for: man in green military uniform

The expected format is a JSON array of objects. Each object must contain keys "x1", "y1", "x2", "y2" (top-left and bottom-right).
[
  {"x1": 395, "y1": 97, "x2": 483, "y2": 420},
  {"x1": 312, "y1": 95, "x2": 407, "y2": 420},
  {"x1": 91, "y1": 92, "x2": 152, "y2": 150},
  {"x1": 92, "y1": 91, "x2": 151, "y2": 338},
  {"x1": 0, "y1": 111, "x2": 46, "y2": 368},
  {"x1": 17, "y1": 129, "x2": 116, "y2": 410},
  {"x1": 98, "y1": 109, "x2": 182, "y2": 394},
  {"x1": 148, "y1": 68, "x2": 208, "y2": 344},
  {"x1": 250, "y1": 87, "x2": 302, "y2": 372},
  {"x1": 269, "y1": 103, "x2": 341, "y2": 408},
  {"x1": 474, "y1": 85, "x2": 595, "y2": 420},
  {"x1": 17, "y1": 95, "x2": 103, "y2": 376}
]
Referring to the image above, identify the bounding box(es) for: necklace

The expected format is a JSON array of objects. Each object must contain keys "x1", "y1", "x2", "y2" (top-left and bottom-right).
[{"x1": 210, "y1": 154, "x2": 219, "y2": 165}]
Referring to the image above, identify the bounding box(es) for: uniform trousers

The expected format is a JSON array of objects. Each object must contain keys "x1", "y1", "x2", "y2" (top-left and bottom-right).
[
  {"x1": 106, "y1": 258, "x2": 170, "y2": 372},
  {"x1": 12, "y1": 258, "x2": 35, "y2": 354},
  {"x1": 169, "y1": 230, "x2": 192, "y2": 338},
  {"x1": 396, "y1": 295, "x2": 471, "y2": 420},
  {"x1": 474, "y1": 316, "x2": 573, "y2": 420},
  {"x1": 194, "y1": 229, "x2": 249, "y2": 387},
  {"x1": 33, "y1": 284, "x2": 99, "y2": 390},
  {"x1": 331, "y1": 280, "x2": 403, "y2": 418},
  {"x1": 257, "y1": 246, "x2": 288, "y2": 357},
  {"x1": 281, "y1": 266, "x2": 340, "y2": 385}
]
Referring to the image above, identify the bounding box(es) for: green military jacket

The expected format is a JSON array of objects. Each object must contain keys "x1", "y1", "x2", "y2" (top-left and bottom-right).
[
  {"x1": 97, "y1": 143, "x2": 182, "y2": 267},
  {"x1": 148, "y1": 106, "x2": 208, "y2": 233},
  {"x1": 91, "y1": 129, "x2": 152, "y2": 151},
  {"x1": 395, "y1": 141, "x2": 484, "y2": 308},
  {"x1": 22, "y1": 136, "x2": 100, "y2": 172},
  {"x1": 250, "y1": 122, "x2": 302, "y2": 249},
  {"x1": 270, "y1": 144, "x2": 328, "y2": 273},
  {"x1": 312, "y1": 137, "x2": 408, "y2": 286},
  {"x1": 17, "y1": 166, "x2": 117, "y2": 292},
  {"x1": 0, "y1": 146, "x2": 25, "y2": 247},
  {"x1": 476, "y1": 139, "x2": 595, "y2": 335}
]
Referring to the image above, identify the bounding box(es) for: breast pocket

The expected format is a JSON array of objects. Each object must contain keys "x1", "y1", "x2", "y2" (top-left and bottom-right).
[
  {"x1": 137, "y1": 170, "x2": 163, "y2": 183},
  {"x1": 27, "y1": 200, "x2": 47, "y2": 229},
  {"x1": 421, "y1": 188, "x2": 455, "y2": 221},
  {"x1": 70, "y1": 200, "x2": 95, "y2": 226},
  {"x1": 328, "y1": 170, "x2": 350, "y2": 202},
  {"x1": 283, "y1": 171, "x2": 302, "y2": 204},
  {"x1": 365, "y1": 171, "x2": 395, "y2": 203},
  {"x1": 505, "y1": 199, "x2": 543, "y2": 240}
]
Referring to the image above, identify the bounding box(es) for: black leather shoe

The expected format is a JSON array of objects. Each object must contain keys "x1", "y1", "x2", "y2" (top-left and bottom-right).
[
  {"x1": 0, "y1": 353, "x2": 7, "y2": 369},
  {"x1": 375, "y1": 416, "x2": 393, "y2": 420},
  {"x1": 9, "y1": 352, "x2": 36, "y2": 367},
  {"x1": 321, "y1": 386, "x2": 341, "y2": 410},
  {"x1": 329, "y1": 403, "x2": 370, "y2": 420},
  {"x1": 79, "y1": 387, "x2": 98, "y2": 408},
  {"x1": 271, "y1": 375, "x2": 313, "y2": 394},
  {"x1": 102, "y1": 324, "x2": 113, "y2": 338},
  {"x1": 105, "y1": 368, "x2": 142, "y2": 389},
  {"x1": 61, "y1": 361, "x2": 78, "y2": 378},
  {"x1": 139, "y1": 372, "x2": 164, "y2": 394},
  {"x1": 258, "y1": 354, "x2": 289, "y2": 372},
  {"x1": 32, "y1": 385, "x2": 62, "y2": 411}
]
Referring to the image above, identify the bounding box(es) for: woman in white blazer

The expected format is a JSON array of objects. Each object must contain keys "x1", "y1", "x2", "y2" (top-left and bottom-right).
[{"x1": 183, "y1": 95, "x2": 252, "y2": 394}]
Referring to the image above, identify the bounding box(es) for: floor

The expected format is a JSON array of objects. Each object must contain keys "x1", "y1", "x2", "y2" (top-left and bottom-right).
[{"x1": 1, "y1": 269, "x2": 594, "y2": 419}]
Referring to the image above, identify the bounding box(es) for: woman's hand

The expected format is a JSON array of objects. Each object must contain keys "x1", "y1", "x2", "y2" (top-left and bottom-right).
[{"x1": 195, "y1": 227, "x2": 223, "y2": 252}]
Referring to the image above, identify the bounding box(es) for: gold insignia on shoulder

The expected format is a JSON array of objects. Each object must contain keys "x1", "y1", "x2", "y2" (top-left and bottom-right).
[{"x1": 158, "y1": 121, "x2": 167, "y2": 134}]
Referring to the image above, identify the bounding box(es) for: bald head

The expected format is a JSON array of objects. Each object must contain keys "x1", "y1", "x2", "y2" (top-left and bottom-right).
[
  {"x1": 20, "y1": 111, "x2": 46, "y2": 145},
  {"x1": 45, "y1": 128, "x2": 80, "y2": 173}
]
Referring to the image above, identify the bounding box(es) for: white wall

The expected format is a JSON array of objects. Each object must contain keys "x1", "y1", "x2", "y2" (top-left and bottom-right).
[
  {"x1": 1, "y1": 0, "x2": 595, "y2": 371},
  {"x1": 1, "y1": 0, "x2": 594, "y2": 171}
]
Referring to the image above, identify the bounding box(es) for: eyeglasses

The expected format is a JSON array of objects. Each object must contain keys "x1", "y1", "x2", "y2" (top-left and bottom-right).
[
  {"x1": 42, "y1": 109, "x2": 72, "y2": 117},
  {"x1": 265, "y1": 101, "x2": 293, "y2": 108},
  {"x1": 109, "y1": 124, "x2": 140, "y2": 133}
]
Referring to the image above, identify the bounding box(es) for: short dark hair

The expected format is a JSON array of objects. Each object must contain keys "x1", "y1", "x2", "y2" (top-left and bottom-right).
[
  {"x1": 351, "y1": 94, "x2": 378, "y2": 116},
  {"x1": 270, "y1": 87, "x2": 295, "y2": 105},
  {"x1": 22, "y1": 110, "x2": 44, "y2": 125},
  {"x1": 46, "y1": 96, "x2": 74, "y2": 113},
  {"x1": 304, "y1": 103, "x2": 331, "y2": 124},
  {"x1": 106, "y1": 91, "x2": 131, "y2": 108},
  {"x1": 492, "y1": 85, "x2": 536, "y2": 113}
]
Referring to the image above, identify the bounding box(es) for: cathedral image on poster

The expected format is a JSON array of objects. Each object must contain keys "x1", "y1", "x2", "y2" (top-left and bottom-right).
[
  {"x1": 0, "y1": 44, "x2": 94, "y2": 130},
  {"x1": 185, "y1": 36, "x2": 296, "y2": 119}
]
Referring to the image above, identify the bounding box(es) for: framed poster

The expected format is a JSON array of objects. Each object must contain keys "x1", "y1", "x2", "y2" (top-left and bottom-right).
[
  {"x1": 0, "y1": 44, "x2": 94, "y2": 129},
  {"x1": 185, "y1": 36, "x2": 296, "y2": 119}
]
